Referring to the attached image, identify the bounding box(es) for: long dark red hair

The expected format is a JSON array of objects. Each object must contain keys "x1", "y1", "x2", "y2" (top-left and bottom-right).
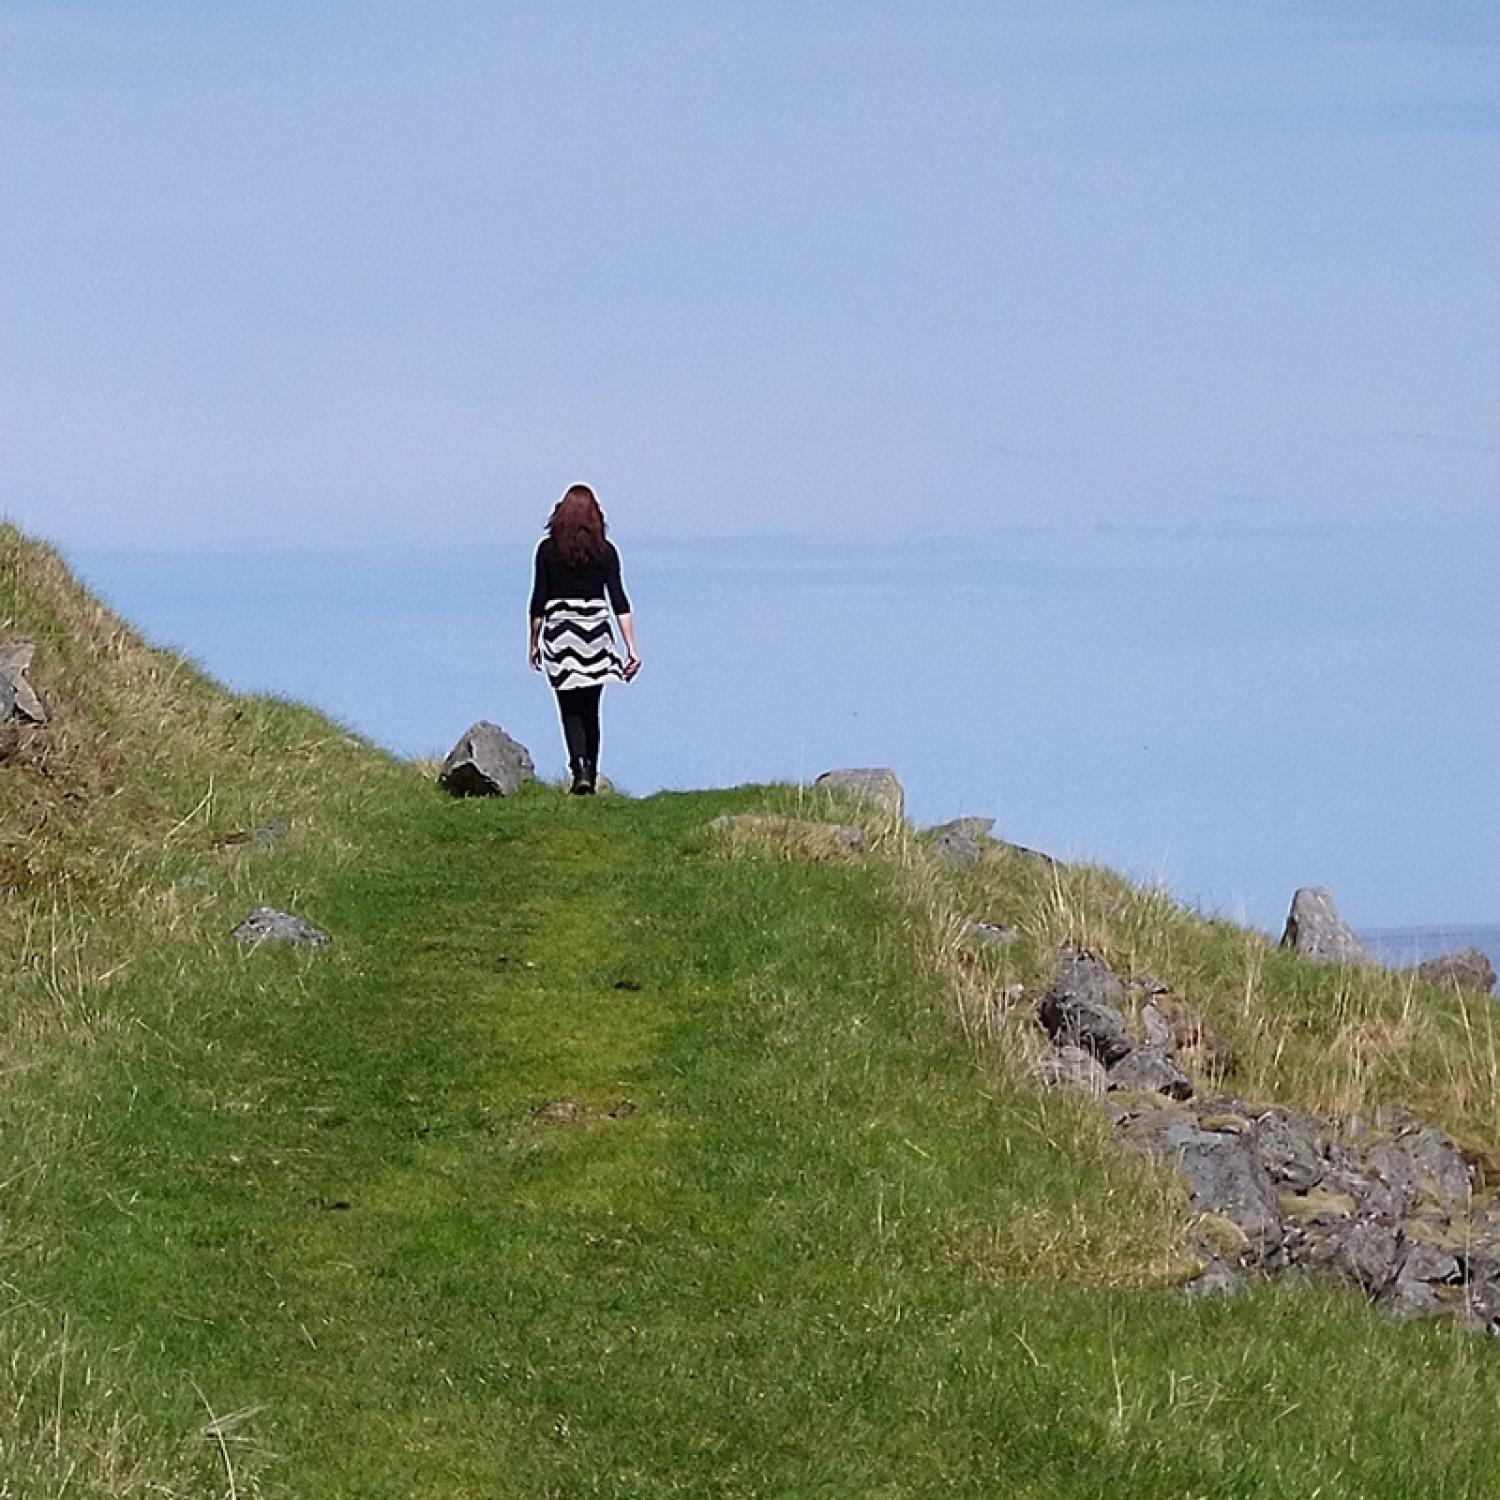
[{"x1": 547, "y1": 484, "x2": 608, "y2": 567}]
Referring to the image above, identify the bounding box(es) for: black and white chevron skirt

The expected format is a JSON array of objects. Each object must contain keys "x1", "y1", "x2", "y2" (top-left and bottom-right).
[{"x1": 539, "y1": 598, "x2": 625, "y2": 692}]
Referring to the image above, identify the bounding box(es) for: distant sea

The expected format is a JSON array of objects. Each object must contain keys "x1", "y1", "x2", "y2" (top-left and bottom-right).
[{"x1": 1358, "y1": 926, "x2": 1500, "y2": 967}]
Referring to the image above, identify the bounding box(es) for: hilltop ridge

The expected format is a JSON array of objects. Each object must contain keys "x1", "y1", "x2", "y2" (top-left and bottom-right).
[{"x1": 3, "y1": 523, "x2": 1500, "y2": 1499}]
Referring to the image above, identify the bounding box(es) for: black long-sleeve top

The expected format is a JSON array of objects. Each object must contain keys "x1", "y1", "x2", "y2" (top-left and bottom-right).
[{"x1": 528, "y1": 537, "x2": 631, "y2": 619}]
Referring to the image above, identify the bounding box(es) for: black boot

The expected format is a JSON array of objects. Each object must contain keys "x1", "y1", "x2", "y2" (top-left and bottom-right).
[
  {"x1": 577, "y1": 756, "x2": 597, "y2": 795},
  {"x1": 568, "y1": 757, "x2": 590, "y2": 795}
]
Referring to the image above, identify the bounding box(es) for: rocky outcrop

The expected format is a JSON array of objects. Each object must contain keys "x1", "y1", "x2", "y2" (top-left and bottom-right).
[
  {"x1": 812, "y1": 767, "x2": 904, "y2": 818},
  {"x1": 0, "y1": 641, "x2": 46, "y2": 724},
  {"x1": 232, "y1": 907, "x2": 330, "y2": 949},
  {"x1": 438, "y1": 722, "x2": 535, "y2": 798},
  {"x1": 1413, "y1": 949, "x2": 1496, "y2": 996},
  {"x1": 1280, "y1": 886, "x2": 1367, "y2": 964},
  {"x1": 1031, "y1": 943, "x2": 1500, "y2": 1332}
]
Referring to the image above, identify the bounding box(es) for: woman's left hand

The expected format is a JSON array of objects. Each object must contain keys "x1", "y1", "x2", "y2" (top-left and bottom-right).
[{"x1": 624, "y1": 655, "x2": 642, "y2": 681}]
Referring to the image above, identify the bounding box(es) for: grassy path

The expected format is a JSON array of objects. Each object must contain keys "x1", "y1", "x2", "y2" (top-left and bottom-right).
[{"x1": 23, "y1": 780, "x2": 1500, "y2": 1497}]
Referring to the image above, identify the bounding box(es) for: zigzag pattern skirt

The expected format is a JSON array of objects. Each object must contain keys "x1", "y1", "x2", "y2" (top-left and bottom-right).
[{"x1": 540, "y1": 597, "x2": 625, "y2": 692}]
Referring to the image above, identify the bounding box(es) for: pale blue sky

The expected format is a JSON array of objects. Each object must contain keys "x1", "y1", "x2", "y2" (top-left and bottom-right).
[{"x1": 2, "y1": 4, "x2": 1496, "y2": 927}]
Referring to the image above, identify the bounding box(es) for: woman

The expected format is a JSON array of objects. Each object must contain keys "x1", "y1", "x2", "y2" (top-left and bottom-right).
[{"x1": 528, "y1": 484, "x2": 640, "y2": 794}]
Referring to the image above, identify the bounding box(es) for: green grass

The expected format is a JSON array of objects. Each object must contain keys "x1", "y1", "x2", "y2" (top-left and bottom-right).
[{"x1": 6, "y1": 527, "x2": 1500, "y2": 1497}]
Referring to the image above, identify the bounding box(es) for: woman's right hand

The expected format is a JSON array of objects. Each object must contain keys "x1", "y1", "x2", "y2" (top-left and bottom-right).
[{"x1": 528, "y1": 644, "x2": 542, "y2": 671}]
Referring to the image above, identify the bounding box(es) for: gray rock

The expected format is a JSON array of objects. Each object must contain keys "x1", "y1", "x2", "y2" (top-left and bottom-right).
[
  {"x1": 996, "y1": 841, "x2": 1064, "y2": 870},
  {"x1": 232, "y1": 907, "x2": 330, "y2": 949},
  {"x1": 1139, "y1": 1001, "x2": 1174, "y2": 1050},
  {"x1": 931, "y1": 828, "x2": 983, "y2": 869},
  {"x1": 964, "y1": 920, "x2": 1019, "y2": 948},
  {"x1": 1289, "y1": 1216, "x2": 1403, "y2": 1291},
  {"x1": 1400, "y1": 1239, "x2": 1463, "y2": 1285},
  {"x1": 1033, "y1": 1045, "x2": 1108, "y2": 1094},
  {"x1": 1254, "y1": 1111, "x2": 1326, "y2": 1191},
  {"x1": 1380, "y1": 1238, "x2": 1465, "y2": 1321},
  {"x1": 1036, "y1": 948, "x2": 1132, "y2": 1065},
  {"x1": 929, "y1": 817, "x2": 995, "y2": 842},
  {"x1": 1280, "y1": 887, "x2": 1367, "y2": 964},
  {"x1": 1156, "y1": 1120, "x2": 1283, "y2": 1261},
  {"x1": 0, "y1": 640, "x2": 46, "y2": 724},
  {"x1": 812, "y1": 767, "x2": 904, "y2": 817},
  {"x1": 1356, "y1": 1127, "x2": 1471, "y2": 1218},
  {"x1": 1183, "y1": 1257, "x2": 1247, "y2": 1299},
  {"x1": 1413, "y1": 949, "x2": 1496, "y2": 996},
  {"x1": 1107, "y1": 1046, "x2": 1194, "y2": 1100},
  {"x1": 438, "y1": 722, "x2": 536, "y2": 798}
]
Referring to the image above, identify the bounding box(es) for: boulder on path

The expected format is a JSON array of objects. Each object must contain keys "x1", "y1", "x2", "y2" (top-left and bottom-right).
[
  {"x1": 1036, "y1": 948, "x2": 1132, "y2": 1065},
  {"x1": 812, "y1": 768, "x2": 904, "y2": 818},
  {"x1": 1413, "y1": 949, "x2": 1496, "y2": 996},
  {"x1": 232, "y1": 906, "x2": 330, "y2": 949},
  {"x1": 1280, "y1": 887, "x2": 1367, "y2": 965},
  {"x1": 438, "y1": 722, "x2": 535, "y2": 798},
  {"x1": 0, "y1": 641, "x2": 46, "y2": 725}
]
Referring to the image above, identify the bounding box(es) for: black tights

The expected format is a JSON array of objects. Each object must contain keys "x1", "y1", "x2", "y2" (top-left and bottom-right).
[{"x1": 556, "y1": 686, "x2": 602, "y2": 771}]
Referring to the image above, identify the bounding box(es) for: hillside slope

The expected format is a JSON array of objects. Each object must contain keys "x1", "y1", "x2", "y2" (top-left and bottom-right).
[{"x1": 3, "y1": 527, "x2": 1499, "y2": 1499}]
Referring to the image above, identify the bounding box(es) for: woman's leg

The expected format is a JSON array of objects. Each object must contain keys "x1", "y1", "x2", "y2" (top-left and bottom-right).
[
  {"x1": 556, "y1": 689, "x2": 589, "y2": 776},
  {"x1": 580, "y1": 685, "x2": 603, "y2": 774}
]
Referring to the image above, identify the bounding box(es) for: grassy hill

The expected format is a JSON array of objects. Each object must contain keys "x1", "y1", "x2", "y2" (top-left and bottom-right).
[{"x1": 3, "y1": 523, "x2": 1500, "y2": 1498}]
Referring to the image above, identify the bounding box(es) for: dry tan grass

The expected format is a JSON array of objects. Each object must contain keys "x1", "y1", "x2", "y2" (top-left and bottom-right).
[{"x1": 709, "y1": 812, "x2": 870, "y2": 863}]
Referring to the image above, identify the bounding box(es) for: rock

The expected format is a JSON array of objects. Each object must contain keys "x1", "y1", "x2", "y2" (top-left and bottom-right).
[
  {"x1": 708, "y1": 814, "x2": 866, "y2": 858},
  {"x1": 1413, "y1": 949, "x2": 1496, "y2": 996},
  {"x1": 929, "y1": 817, "x2": 995, "y2": 842},
  {"x1": 812, "y1": 767, "x2": 904, "y2": 817},
  {"x1": 1140, "y1": 995, "x2": 1233, "y2": 1077},
  {"x1": 1254, "y1": 1111, "x2": 1326, "y2": 1191},
  {"x1": 1288, "y1": 1216, "x2": 1403, "y2": 1290},
  {"x1": 1380, "y1": 1126, "x2": 1472, "y2": 1208},
  {"x1": 1107, "y1": 1046, "x2": 1194, "y2": 1100},
  {"x1": 996, "y1": 841, "x2": 1064, "y2": 870},
  {"x1": 1036, "y1": 948, "x2": 1132, "y2": 1065},
  {"x1": 1380, "y1": 1236, "x2": 1466, "y2": 1321},
  {"x1": 0, "y1": 640, "x2": 46, "y2": 724},
  {"x1": 438, "y1": 722, "x2": 535, "y2": 797},
  {"x1": 931, "y1": 828, "x2": 983, "y2": 869},
  {"x1": 1183, "y1": 1257, "x2": 1247, "y2": 1299},
  {"x1": 1280, "y1": 887, "x2": 1367, "y2": 964},
  {"x1": 964, "y1": 920, "x2": 1018, "y2": 948},
  {"x1": 231, "y1": 906, "x2": 330, "y2": 949},
  {"x1": 1155, "y1": 1120, "x2": 1283, "y2": 1262},
  {"x1": 1033, "y1": 1045, "x2": 1108, "y2": 1094}
]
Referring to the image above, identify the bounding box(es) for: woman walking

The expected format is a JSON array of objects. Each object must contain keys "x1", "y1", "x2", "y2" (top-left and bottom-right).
[{"x1": 528, "y1": 484, "x2": 640, "y2": 794}]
